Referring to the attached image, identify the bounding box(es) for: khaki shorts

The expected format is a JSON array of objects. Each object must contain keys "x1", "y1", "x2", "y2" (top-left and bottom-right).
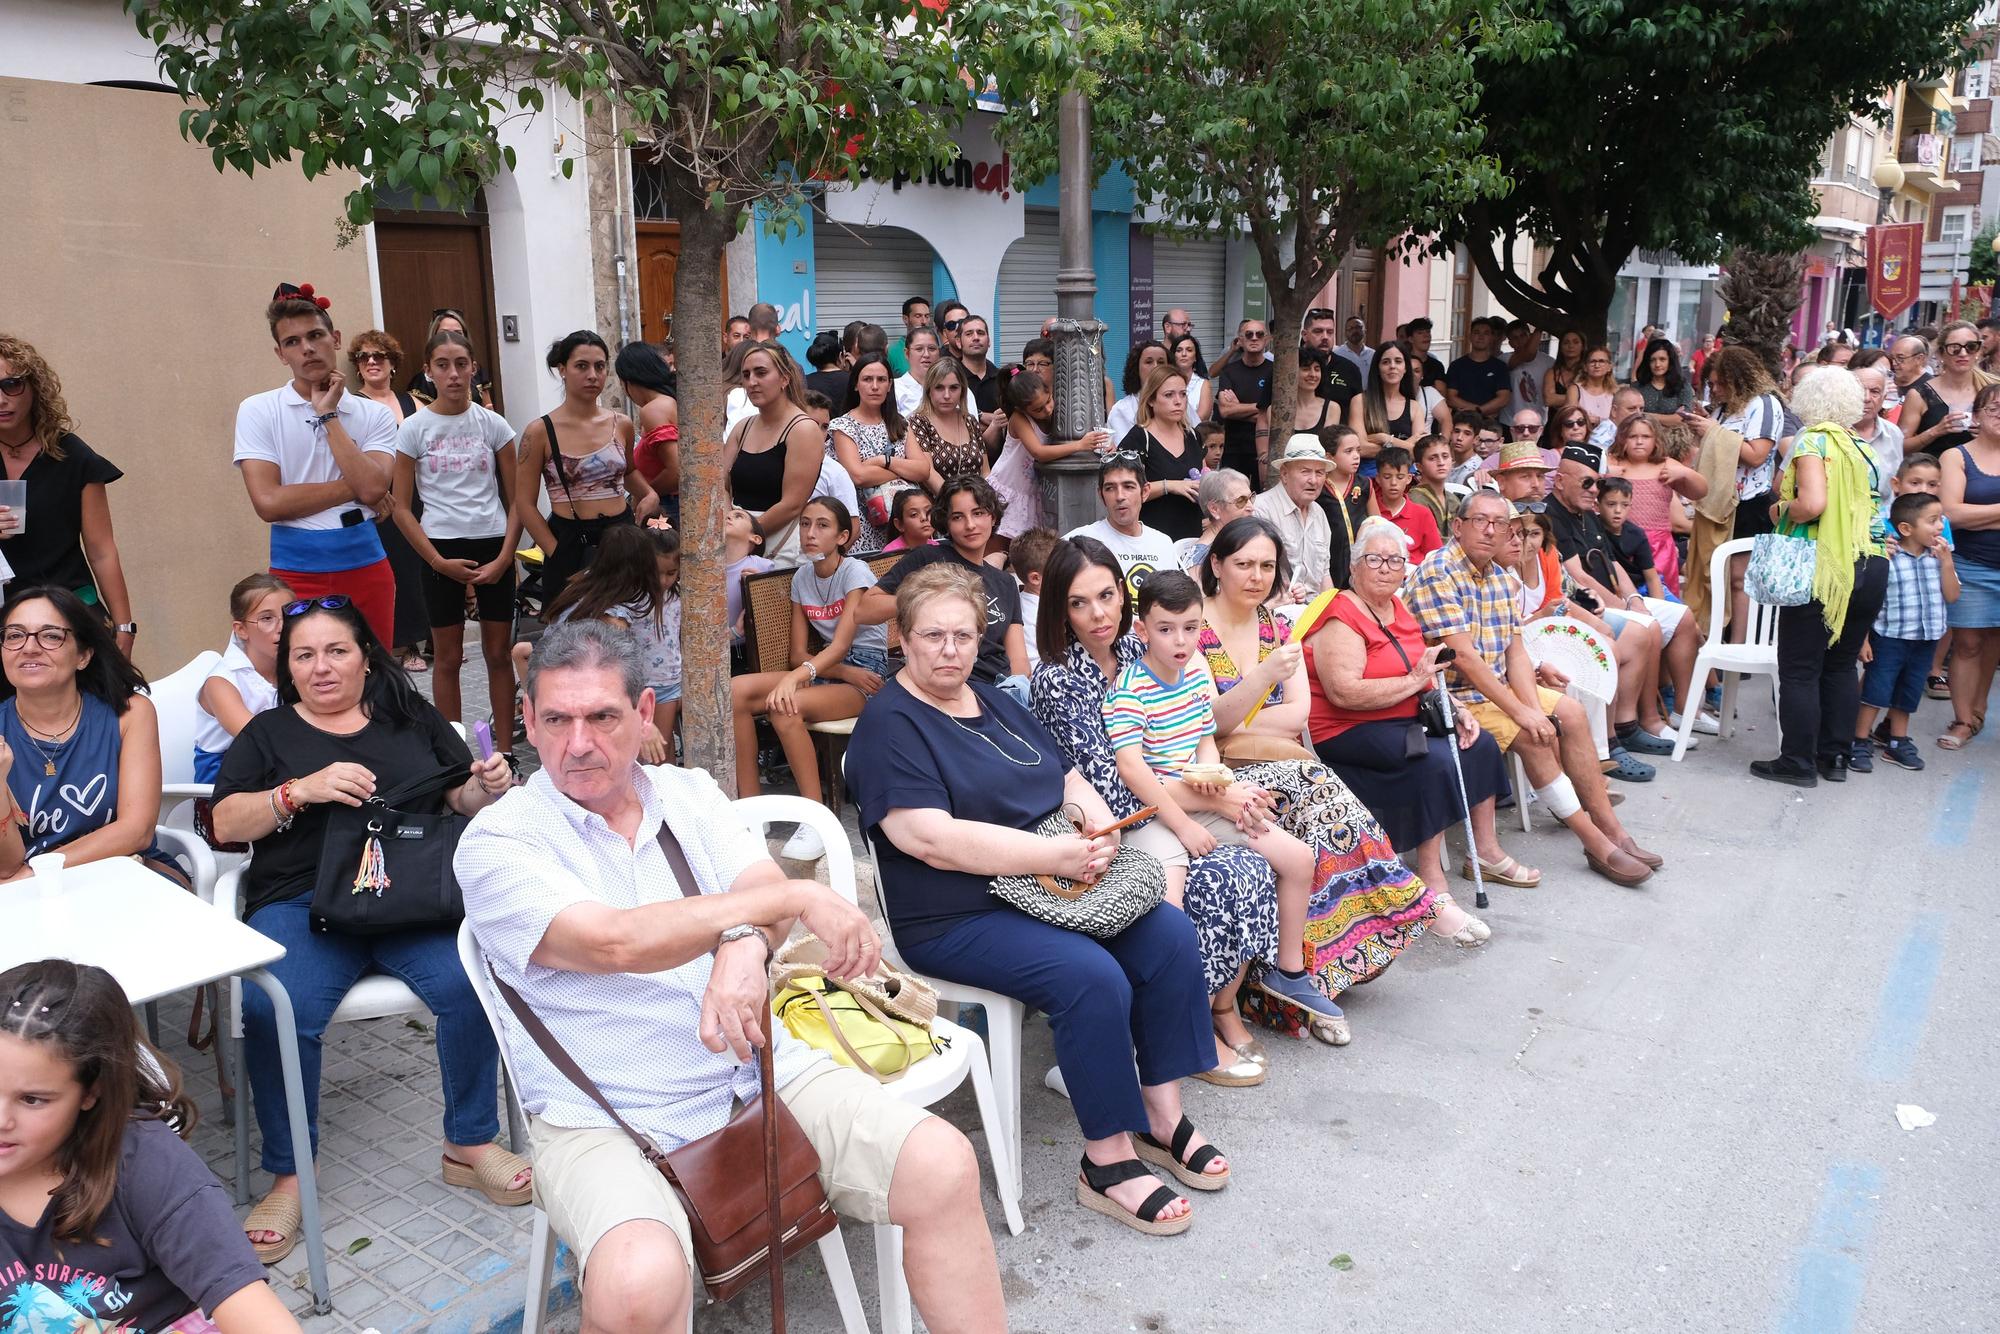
[
  {"x1": 528, "y1": 1061, "x2": 931, "y2": 1279},
  {"x1": 1461, "y1": 685, "x2": 1566, "y2": 752},
  {"x1": 1124, "y1": 807, "x2": 1251, "y2": 867}
]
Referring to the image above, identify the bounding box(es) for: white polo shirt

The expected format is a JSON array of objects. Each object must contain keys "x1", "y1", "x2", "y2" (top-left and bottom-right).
[
  {"x1": 233, "y1": 383, "x2": 397, "y2": 571},
  {"x1": 456, "y1": 763, "x2": 826, "y2": 1151}
]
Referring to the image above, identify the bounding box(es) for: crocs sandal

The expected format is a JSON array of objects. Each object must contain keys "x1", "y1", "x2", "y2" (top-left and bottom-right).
[
  {"x1": 1463, "y1": 854, "x2": 1540, "y2": 888},
  {"x1": 1603, "y1": 747, "x2": 1656, "y2": 783},
  {"x1": 1134, "y1": 1115, "x2": 1230, "y2": 1192},
  {"x1": 244, "y1": 1190, "x2": 302, "y2": 1266},
  {"x1": 442, "y1": 1144, "x2": 534, "y2": 1206},
  {"x1": 1077, "y1": 1154, "x2": 1191, "y2": 1236}
]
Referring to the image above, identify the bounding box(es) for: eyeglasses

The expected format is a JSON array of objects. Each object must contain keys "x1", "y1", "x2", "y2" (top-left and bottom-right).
[
  {"x1": 1943, "y1": 342, "x2": 1979, "y2": 355},
  {"x1": 1358, "y1": 554, "x2": 1407, "y2": 571},
  {"x1": 1460, "y1": 516, "x2": 1506, "y2": 529},
  {"x1": 1241, "y1": 330, "x2": 1268, "y2": 340},
  {"x1": 1, "y1": 626, "x2": 72, "y2": 652},
  {"x1": 910, "y1": 628, "x2": 980, "y2": 650},
  {"x1": 284, "y1": 595, "x2": 352, "y2": 617},
  {"x1": 0, "y1": 376, "x2": 28, "y2": 397},
  {"x1": 354, "y1": 351, "x2": 393, "y2": 364},
  {"x1": 244, "y1": 612, "x2": 283, "y2": 630},
  {"x1": 1225, "y1": 494, "x2": 1254, "y2": 510}
]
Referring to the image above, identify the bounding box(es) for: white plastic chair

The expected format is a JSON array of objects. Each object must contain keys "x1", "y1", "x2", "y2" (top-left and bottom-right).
[
  {"x1": 738, "y1": 795, "x2": 1023, "y2": 1334},
  {"x1": 146, "y1": 649, "x2": 225, "y2": 898},
  {"x1": 213, "y1": 866, "x2": 524, "y2": 1204},
  {"x1": 1673, "y1": 536, "x2": 1779, "y2": 761}
]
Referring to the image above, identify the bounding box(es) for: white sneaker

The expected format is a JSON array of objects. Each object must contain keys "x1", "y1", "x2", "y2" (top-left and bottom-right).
[
  {"x1": 780, "y1": 822, "x2": 826, "y2": 862},
  {"x1": 1693, "y1": 710, "x2": 1722, "y2": 735},
  {"x1": 1654, "y1": 723, "x2": 1696, "y2": 751}
]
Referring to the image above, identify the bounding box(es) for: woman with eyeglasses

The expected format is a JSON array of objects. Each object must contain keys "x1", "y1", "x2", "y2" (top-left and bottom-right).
[
  {"x1": 1574, "y1": 345, "x2": 1619, "y2": 426},
  {"x1": 348, "y1": 330, "x2": 434, "y2": 673},
  {"x1": 1175, "y1": 468, "x2": 1254, "y2": 571},
  {"x1": 192, "y1": 572, "x2": 294, "y2": 781},
  {"x1": 0, "y1": 336, "x2": 139, "y2": 660},
  {"x1": 0, "y1": 586, "x2": 179, "y2": 884},
  {"x1": 406, "y1": 309, "x2": 495, "y2": 409},
  {"x1": 1902, "y1": 319, "x2": 1996, "y2": 458},
  {"x1": 1197, "y1": 518, "x2": 1438, "y2": 1043},
  {"x1": 209, "y1": 594, "x2": 522, "y2": 1264},
  {"x1": 1303, "y1": 518, "x2": 1522, "y2": 933},
  {"x1": 1124, "y1": 364, "x2": 1203, "y2": 541}
]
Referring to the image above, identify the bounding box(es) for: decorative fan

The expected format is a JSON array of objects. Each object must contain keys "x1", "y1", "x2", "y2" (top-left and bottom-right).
[{"x1": 1522, "y1": 616, "x2": 1618, "y2": 704}]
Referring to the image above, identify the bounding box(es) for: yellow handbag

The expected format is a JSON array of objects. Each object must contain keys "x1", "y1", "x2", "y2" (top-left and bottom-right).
[{"x1": 769, "y1": 938, "x2": 942, "y2": 1082}]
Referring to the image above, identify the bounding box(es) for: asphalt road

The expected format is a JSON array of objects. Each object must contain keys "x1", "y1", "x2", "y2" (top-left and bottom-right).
[{"x1": 439, "y1": 646, "x2": 1996, "y2": 1334}]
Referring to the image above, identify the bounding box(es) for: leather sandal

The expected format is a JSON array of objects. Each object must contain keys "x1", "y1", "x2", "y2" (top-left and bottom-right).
[
  {"x1": 244, "y1": 1190, "x2": 302, "y2": 1265},
  {"x1": 1134, "y1": 1115, "x2": 1230, "y2": 1191},
  {"x1": 1585, "y1": 848, "x2": 1652, "y2": 887},
  {"x1": 1463, "y1": 854, "x2": 1541, "y2": 887},
  {"x1": 442, "y1": 1144, "x2": 534, "y2": 1206},
  {"x1": 1938, "y1": 719, "x2": 1980, "y2": 751},
  {"x1": 1077, "y1": 1154, "x2": 1192, "y2": 1236}
]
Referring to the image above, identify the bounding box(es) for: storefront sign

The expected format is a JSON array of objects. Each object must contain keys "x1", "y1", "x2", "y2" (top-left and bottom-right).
[
  {"x1": 1867, "y1": 222, "x2": 1923, "y2": 321},
  {"x1": 859, "y1": 153, "x2": 1013, "y2": 200},
  {"x1": 1129, "y1": 228, "x2": 1154, "y2": 349}
]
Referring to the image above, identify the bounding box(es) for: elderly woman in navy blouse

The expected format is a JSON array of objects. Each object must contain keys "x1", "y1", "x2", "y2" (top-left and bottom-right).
[{"x1": 1029, "y1": 537, "x2": 1284, "y2": 1080}]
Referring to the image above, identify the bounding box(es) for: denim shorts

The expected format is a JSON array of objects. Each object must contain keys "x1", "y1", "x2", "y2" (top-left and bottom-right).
[
  {"x1": 1860, "y1": 633, "x2": 1937, "y2": 713},
  {"x1": 840, "y1": 645, "x2": 891, "y2": 678},
  {"x1": 652, "y1": 680, "x2": 682, "y2": 702}
]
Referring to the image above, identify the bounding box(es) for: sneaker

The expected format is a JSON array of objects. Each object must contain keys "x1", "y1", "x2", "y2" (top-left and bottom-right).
[
  {"x1": 1604, "y1": 747, "x2": 1657, "y2": 782},
  {"x1": 1848, "y1": 740, "x2": 1874, "y2": 774},
  {"x1": 779, "y1": 822, "x2": 826, "y2": 862},
  {"x1": 1692, "y1": 710, "x2": 1722, "y2": 736},
  {"x1": 1880, "y1": 737, "x2": 1926, "y2": 771},
  {"x1": 1254, "y1": 968, "x2": 1345, "y2": 1020},
  {"x1": 1621, "y1": 728, "x2": 1676, "y2": 756},
  {"x1": 1749, "y1": 758, "x2": 1817, "y2": 788}
]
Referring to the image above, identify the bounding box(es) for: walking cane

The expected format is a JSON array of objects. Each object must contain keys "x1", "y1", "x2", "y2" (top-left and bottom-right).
[{"x1": 1433, "y1": 672, "x2": 1488, "y2": 910}]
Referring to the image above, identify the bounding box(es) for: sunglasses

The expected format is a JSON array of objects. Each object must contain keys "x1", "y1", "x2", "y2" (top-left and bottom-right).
[
  {"x1": 941, "y1": 319, "x2": 964, "y2": 331},
  {"x1": 1578, "y1": 476, "x2": 1599, "y2": 489},
  {"x1": 1241, "y1": 330, "x2": 1268, "y2": 339},
  {"x1": 1520, "y1": 500, "x2": 1549, "y2": 514},
  {"x1": 0, "y1": 376, "x2": 27, "y2": 398},
  {"x1": 284, "y1": 595, "x2": 352, "y2": 617},
  {"x1": 1943, "y1": 342, "x2": 1979, "y2": 355},
  {"x1": 354, "y1": 350, "x2": 393, "y2": 363}
]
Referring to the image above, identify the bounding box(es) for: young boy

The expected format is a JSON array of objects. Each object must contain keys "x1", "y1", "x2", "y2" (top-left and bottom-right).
[
  {"x1": 1410, "y1": 434, "x2": 1454, "y2": 530},
  {"x1": 1887, "y1": 453, "x2": 1955, "y2": 698},
  {"x1": 1854, "y1": 492, "x2": 1958, "y2": 772},
  {"x1": 1595, "y1": 476, "x2": 1690, "y2": 647},
  {"x1": 1372, "y1": 445, "x2": 1443, "y2": 560},
  {"x1": 1006, "y1": 526, "x2": 1060, "y2": 670},
  {"x1": 1102, "y1": 572, "x2": 1339, "y2": 1020}
]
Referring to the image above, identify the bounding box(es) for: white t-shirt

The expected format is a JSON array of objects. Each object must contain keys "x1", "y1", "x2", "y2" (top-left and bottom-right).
[
  {"x1": 724, "y1": 388, "x2": 758, "y2": 435},
  {"x1": 395, "y1": 403, "x2": 518, "y2": 540},
  {"x1": 192, "y1": 638, "x2": 277, "y2": 759},
  {"x1": 233, "y1": 384, "x2": 397, "y2": 529},
  {"x1": 894, "y1": 374, "x2": 925, "y2": 419},
  {"x1": 1064, "y1": 518, "x2": 1176, "y2": 593},
  {"x1": 813, "y1": 453, "x2": 858, "y2": 514},
  {"x1": 1501, "y1": 353, "x2": 1555, "y2": 429},
  {"x1": 1106, "y1": 395, "x2": 1141, "y2": 445},
  {"x1": 1018, "y1": 586, "x2": 1042, "y2": 670}
]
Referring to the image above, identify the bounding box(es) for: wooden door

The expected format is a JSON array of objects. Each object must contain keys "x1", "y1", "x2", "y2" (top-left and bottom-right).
[
  {"x1": 637, "y1": 221, "x2": 727, "y2": 350},
  {"x1": 374, "y1": 217, "x2": 504, "y2": 411}
]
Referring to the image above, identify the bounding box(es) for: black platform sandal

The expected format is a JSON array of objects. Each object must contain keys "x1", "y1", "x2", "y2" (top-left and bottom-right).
[
  {"x1": 1134, "y1": 1115, "x2": 1230, "y2": 1191},
  {"x1": 1076, "y1": 1154, "x2": 1192, "y2": 1236}
]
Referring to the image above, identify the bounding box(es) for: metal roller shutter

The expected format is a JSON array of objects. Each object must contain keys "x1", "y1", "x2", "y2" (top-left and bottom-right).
[
  {"x1": 1152, "y1": 235, "x2": 1227, "y2": 352},
  {"x1": 996, "y1": 208, "x2": 1062, "y2": 359},
  {"x1": 813, "y1": 224, "x2": 937, "y2": 335}
]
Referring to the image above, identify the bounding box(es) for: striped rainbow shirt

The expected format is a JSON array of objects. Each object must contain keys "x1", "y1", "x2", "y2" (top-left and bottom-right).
[{"x1": 1104, "y1": 658, "x2": 1216, "y2": 781}]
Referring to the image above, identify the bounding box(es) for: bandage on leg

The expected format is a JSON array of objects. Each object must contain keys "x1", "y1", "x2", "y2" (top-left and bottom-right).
[{"x1": 1534, "y1": 775, "x2": 1583, "y2": 821}]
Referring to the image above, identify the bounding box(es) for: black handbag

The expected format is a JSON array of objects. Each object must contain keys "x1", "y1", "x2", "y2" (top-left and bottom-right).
[
  {"x1": 1360, "y1": 596, "x2": 1452, "y2": 738},
  {"x1": 309, "y1": 763, "x2": 471, "y2": 935}
]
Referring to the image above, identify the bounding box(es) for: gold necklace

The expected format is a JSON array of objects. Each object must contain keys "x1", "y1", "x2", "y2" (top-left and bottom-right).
[{"x1": 19, "y1": 697, "x2": 83, "y2": 777}]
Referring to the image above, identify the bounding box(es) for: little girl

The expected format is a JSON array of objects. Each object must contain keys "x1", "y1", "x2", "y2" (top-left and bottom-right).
[
  {"x1": 0, "y1": 960, "x2": 301, "y2": 1334},
  {"x1": 192, "y1": 573, "x2": 291, "y2": 781},
  {"x1": 990, "y1": 369, "x2": 1110, "y2": 549},
  {"x1": 532, "y1": 524, "x2": 682, "y2": 761},
  {"x1": 730, "y1": 496, "x2": 888, "y2": 857},
  {"x1": 1602, "y1": 415, "x2": 1707, "y2": 594},
  {"x1": 881, "y1": 489, "x2": 933, "y2": 552}
]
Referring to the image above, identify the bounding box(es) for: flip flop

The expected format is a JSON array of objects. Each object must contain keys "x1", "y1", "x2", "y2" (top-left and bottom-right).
[
  {"x1": 244, "y1": 1190, "x2": 302, "y2": 1265},
  {"x1": 442, "y1": 1144, "x2": 534, "y2": 1206},
  {"x1": 1077, "y1": 1155, "x2": 1191, "y2": 1236},
  {"x1": 1134, "y1": 1115, "x2": 1230, "y2": 1192},
  {"x1": 1463, "y1": 854, "x2": 1541, "y2": 888}
]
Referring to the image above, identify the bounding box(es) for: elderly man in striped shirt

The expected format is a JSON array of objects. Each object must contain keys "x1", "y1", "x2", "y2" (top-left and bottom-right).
[{"x1": 1100, "y1": 570, "x2": 1337, "y2": 1020}]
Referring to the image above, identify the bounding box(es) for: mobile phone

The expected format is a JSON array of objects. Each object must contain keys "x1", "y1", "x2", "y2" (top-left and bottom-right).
[
  {"x1": 473, "y1": 719, "x2": 495, "y2": 760},
  {"x1": 1435, "y1": 647, "x2": 1457, "y2": 665}
]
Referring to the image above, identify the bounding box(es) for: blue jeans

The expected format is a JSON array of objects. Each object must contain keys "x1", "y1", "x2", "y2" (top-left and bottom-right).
[
  {"x1": 1860, "y1": 633, "x2": 1937, "y2": 714},
  {"x1": 242, "y1": 894, "x2": 500, "y2": 1175}
]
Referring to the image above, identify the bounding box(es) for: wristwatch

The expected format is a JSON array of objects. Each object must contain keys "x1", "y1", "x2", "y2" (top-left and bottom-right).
[
  {"x1": 115, "y1": 622, "x2": 138, "y2": 635},
  {"x1": 717, "y1": 923, "x2": 771, "y2": 959}
]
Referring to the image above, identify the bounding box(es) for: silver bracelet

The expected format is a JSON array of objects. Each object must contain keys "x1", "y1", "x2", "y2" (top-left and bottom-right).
[{"x1": 268, "y1": 785, "x2": 296, "y2": 832}]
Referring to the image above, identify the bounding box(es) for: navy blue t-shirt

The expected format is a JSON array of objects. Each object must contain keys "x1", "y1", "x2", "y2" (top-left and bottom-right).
[
  {"x1": 849, "y1": 676, "x2": 1070, "y2": 947},
  {"x1": 1446, "y1": 354, "x2": 1511, "y2": 410}
]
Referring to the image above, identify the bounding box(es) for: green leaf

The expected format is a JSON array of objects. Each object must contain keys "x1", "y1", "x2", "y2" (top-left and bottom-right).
[
  {"x1": 346, "y1": 1237, "x2": 372, "y2": 1255},
  {"x1": 1330, "y1": 1254, "x2": 1354, "y2": 1271},
  {"x1": 560, "y1": 157, "x2": 574, "y2": 179}
]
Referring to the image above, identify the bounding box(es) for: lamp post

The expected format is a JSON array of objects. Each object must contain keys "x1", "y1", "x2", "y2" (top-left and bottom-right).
[
  {"x1": 1041, "y1": 13, "x2": 1110, "y2": 533},
  {"x1": 1873, "y1": 159, "x2": 1906, "y2": 224}
]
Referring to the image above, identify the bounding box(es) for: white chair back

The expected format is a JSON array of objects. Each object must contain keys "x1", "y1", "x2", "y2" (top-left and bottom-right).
[
  {"x1": 148, "y1": 650, "x2": 222, "y2": 789},
  {"x1": 1706, "y1": 536, "x2": 1780, "y2": 647}
]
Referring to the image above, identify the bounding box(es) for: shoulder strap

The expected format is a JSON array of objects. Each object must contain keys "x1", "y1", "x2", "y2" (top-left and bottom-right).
[
  {"x1": 373, "y1": 761, "x2": 473, "y2": 809},
  {"x1": 542, "y1": 415, "x2": 583, "y2": 521}
]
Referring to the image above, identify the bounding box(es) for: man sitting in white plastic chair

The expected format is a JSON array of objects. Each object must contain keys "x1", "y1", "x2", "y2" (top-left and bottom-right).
[{"x1": 455, "y1": 620, "x2": 1005, "y2": 1334}]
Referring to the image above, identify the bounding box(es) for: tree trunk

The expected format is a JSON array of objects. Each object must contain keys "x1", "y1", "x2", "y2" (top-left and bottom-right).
[
  {"x1": 672, "y1": 200, "x2": 742, "y2": 791},
  {"x1": 1265, "y1": 285, "x2": 1313, "y2": 485}
]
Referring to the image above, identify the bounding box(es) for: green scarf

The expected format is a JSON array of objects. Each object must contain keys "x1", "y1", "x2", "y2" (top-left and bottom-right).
[{"x1": 1783, "y1": 422, "x2": 1881, "y2": 641}]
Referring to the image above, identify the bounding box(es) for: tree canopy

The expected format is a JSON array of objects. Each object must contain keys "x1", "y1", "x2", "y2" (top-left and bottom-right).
[
  {"x1": 1445, "y1": 0, "x2": 1987, "y2": 337},
  {"x1": 1011, "y1": 0, "x2": 1545, "y2": 471}
]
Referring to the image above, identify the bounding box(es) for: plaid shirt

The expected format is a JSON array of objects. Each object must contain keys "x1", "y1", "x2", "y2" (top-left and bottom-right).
[
  {"x1": 1875, "y1": 544, "x2": 1947, "y2": 641},
  {"x1": 1406, "y1": 539, "x2": 1520, "y2": 703}
]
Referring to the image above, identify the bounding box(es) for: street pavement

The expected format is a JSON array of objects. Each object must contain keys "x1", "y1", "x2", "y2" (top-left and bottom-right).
[{"x1": 248, "y1": 650, "x2": 1988, "y2": 1332}]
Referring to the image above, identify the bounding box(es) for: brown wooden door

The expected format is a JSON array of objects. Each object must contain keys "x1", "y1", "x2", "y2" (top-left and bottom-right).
[
  {"x1": 637, "y1": 222, "x2": 681, "y2": 346},
  {"x1": 374, "y1": 217, "x2": 504, "y2": 412}
]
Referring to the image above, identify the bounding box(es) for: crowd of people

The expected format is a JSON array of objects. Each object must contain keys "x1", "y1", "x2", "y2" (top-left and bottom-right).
[{"x1": 0, "y1": 279, "x2": 1990, "y2": 1334}]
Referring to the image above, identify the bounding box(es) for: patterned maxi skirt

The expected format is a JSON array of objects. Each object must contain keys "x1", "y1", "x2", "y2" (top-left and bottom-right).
[{"x1": 1226, "y1": 759, "x2": 1435, "y2": 1022}]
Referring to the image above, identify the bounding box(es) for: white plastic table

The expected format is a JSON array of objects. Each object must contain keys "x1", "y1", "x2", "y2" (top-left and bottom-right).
[{"x1": 1, "y1": 856, "x2": 333, "y2": 1314}]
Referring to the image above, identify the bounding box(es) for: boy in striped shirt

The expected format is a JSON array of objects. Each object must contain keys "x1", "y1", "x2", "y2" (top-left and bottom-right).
[{"x1": 1103, "y1": 572, "x2": 1337, "y2": 1020}]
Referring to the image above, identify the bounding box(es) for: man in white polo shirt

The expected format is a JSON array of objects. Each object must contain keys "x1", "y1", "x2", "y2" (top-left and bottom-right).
[
  {"x1": 455, "y1": 620, "x2": 1004, "y2": 1334},
  {"x1": 234, "y1": 283, "x2": 397, "y2": 644}
]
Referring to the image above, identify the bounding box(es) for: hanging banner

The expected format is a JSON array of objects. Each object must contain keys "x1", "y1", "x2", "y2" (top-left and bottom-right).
[{"x1": 1867, "y1": 222, "x2": 1923, "y2": 321}]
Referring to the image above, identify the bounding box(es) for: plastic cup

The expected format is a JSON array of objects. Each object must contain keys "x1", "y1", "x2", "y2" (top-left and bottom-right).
[
  {"x1": 0, "y1": 480, "x2": 25, "y2": 536},
  {"x1": 28, "y1": 851, "x2": 64, "y2": 891}
]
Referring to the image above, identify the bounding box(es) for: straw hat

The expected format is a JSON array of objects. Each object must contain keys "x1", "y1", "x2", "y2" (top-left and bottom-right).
[
  {"x1": 1275, "y1": 434, "x2": 1330, "y2": 468},
  {"x1": 1494, "y1": 440, "x2": 1553, "y2": 473}
]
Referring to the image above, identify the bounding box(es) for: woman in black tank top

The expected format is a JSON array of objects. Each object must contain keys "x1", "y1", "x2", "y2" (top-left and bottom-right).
[{"x1": 724, "y1": 342, "x2": 826, "y2": 563}]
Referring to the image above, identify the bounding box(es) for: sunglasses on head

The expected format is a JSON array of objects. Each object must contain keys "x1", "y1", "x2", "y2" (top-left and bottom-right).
[
  {"x1": 284, "y1": 595, "x2": 352, "y2": 617},
  {"x1": 0, "y1": 376, "x2": 28, "y2": 397},
  {"x1": 941, "y1": 318, "x2": 964, "y2": 331}
]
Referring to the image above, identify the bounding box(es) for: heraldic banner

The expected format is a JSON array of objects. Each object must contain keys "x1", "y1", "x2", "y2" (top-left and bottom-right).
[{"x1": 1867, "y1": 222, "x2": 1923, "y2": 322}]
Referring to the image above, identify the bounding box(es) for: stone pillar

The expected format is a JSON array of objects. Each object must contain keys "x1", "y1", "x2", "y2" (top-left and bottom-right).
[
  {"x1": 1039, "y1": 452, "x2": 1105, "y2": 535},
  {"x1": 1041, "y1": 316, "x2": 1108, "y2": 533}
]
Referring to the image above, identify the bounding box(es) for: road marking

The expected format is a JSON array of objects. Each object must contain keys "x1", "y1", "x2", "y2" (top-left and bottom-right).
[
  {"x1": 1776, "y1": 1162, "x2": 1883, "y2": 1334},
  {"x1": 1931, "y1": 769, "x2": 1982, "y2": 847},
  {"x1": 1862, "y1": 910, "x2": 1946, "y2": 1083}
]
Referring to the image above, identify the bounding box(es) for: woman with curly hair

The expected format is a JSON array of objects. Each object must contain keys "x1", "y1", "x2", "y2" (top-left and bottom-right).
[{"x1": 0, "y1": 335, "x2": 138, "y2": 658}]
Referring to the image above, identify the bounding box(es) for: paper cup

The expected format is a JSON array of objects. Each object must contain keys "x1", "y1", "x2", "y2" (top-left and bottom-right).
[{"x1": 28, "y1": 851, "x2": 65, "y2": 891}]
